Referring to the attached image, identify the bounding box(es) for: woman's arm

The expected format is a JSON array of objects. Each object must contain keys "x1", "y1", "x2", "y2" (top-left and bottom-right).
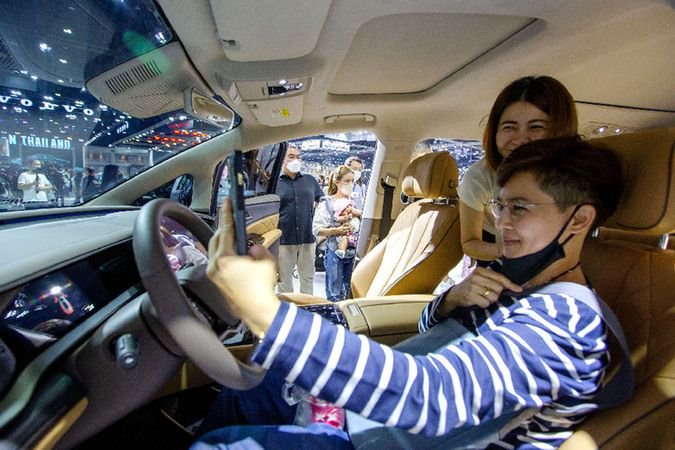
[
  {"x1": 317, "y1": 223, "x2": 351, "y2": 237},
  {"x1": 459, "y1": 201, "x2": 500, "y2": 261}
]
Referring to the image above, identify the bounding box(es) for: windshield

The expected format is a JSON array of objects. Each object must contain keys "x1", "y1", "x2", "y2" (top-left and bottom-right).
[{"x1": 0, "y1": 0, "x2": 234, "y2": 211}]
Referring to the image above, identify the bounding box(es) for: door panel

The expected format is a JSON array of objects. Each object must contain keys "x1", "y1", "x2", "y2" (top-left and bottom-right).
[
  {"x1": 245, "y1": 194, "x2": 281, "y2": 258},
  {"x1": 212, "y1": 147, "x2": 285, "y2": 261}
]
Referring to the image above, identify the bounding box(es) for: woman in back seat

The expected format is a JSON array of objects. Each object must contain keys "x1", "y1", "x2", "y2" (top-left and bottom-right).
[{"x1": 459, "y1": 75, "x2": 578, "y2": 266}]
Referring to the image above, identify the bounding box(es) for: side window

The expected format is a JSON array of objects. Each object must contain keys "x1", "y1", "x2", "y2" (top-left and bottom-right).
[
  {"x1": 211, "y1": 134, "x2": 380, "y2": 213},
  {"x1": 133, "y1": 174, "x2": 193, "y2": 207},
  {"x1": 252, "y1": 144, "x2": 285, "y2": 195},
  {"x1": 287, "y1": 133, "x2": 377, "y2": 203},
  {"x1": 212, "y1": 145, "x2": 286, "y2": 213}
]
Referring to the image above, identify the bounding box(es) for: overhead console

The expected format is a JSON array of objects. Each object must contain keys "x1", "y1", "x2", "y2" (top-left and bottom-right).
[
  {"x1": 206, "y1": 0, "x2": 329, "y2": 127},
  {"x1": 221, "y1": 77, "x2": 312, "y2": 127},
  {"x1": 86, "y1": 42, "x2": 212, "y2": 119}
]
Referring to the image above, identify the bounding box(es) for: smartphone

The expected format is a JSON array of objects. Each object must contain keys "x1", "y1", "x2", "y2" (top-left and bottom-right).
[{"x1": 227, "y1": 150, "x2": 248, "y2": 255}]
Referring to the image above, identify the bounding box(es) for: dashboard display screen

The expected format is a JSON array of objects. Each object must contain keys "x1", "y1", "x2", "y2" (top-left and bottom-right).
[
  {"x1": 1, "y1": 242, "x2": 139, "y2": 351},
  {"x1": 160, "y1": 217, "x2": 208, "y2": 271},
  {"x1": 3, "y1": 271, "x2": 94, "y2": 338}
]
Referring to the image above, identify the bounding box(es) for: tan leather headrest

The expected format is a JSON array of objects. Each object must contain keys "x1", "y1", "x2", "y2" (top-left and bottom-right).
[
  {"x1": 401, "y1": 151, "x2": 459, "y2": 199},
  {"x1": 590, "y1": 128, "x2": 675, "y2": 235}
]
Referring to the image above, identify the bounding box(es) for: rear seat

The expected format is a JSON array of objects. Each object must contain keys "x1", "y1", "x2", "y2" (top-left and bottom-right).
[{"x1": 560, "y1": 128, "x2": 675, "y2": 449}]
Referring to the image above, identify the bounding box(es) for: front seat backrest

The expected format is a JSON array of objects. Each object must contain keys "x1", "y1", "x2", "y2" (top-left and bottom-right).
[
  {"x1": 350, "y1": 151, "x2": 463, "y2": 298},
  {"x1": 560, "y1": 128, "x2": 675, "y2": 449}
]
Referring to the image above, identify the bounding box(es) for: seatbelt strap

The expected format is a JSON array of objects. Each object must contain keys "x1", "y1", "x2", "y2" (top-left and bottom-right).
[
  {"x1": 530, "y1": 282, "x2": 635, "y2": 409},
  {"x1": 379, "y1": 178, "x2": 395, "y2": 240}
]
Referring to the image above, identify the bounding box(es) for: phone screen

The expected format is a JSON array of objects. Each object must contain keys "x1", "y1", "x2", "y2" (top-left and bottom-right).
[{"x1": 227, "y1": 150, "x2": 248, "y2": 255}]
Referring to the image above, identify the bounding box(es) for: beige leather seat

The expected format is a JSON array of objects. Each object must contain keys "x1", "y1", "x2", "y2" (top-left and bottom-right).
[
  {"x1": 350, "y1": 150, "x2": 462, "y2": 297},
  {"x1": 280, "y1": 151, "x2": 462, "y2": 304},
  {"x1": 560, "y1": 128, "x2": 675, "y2": 449}
]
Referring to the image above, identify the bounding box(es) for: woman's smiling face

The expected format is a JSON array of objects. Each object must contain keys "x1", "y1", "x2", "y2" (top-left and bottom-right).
[{"x1": 495, "y1": 101, "x2": 552, "y2": 159}]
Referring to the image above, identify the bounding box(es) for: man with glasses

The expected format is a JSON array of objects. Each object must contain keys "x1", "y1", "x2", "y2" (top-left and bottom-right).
[
  {"x1": 198, "y1": 136, "x2": 630, "y2": 449},
  {"x1": 275, "y1": 144, "x2": 323, "y2": 294}
]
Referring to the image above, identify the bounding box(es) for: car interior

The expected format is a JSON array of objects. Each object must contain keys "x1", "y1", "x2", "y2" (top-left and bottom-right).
[
  {"x1": 0, "y1": 0, "x2": 673, "y2": 449},
  {"x1": 279, "y1": 149, "x2": 462, "y2": 306}
]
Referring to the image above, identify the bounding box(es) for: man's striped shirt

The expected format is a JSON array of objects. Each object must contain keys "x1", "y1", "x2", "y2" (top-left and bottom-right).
[{"x1": 252, "y1": 285, "x2": 608, "y2": 449}]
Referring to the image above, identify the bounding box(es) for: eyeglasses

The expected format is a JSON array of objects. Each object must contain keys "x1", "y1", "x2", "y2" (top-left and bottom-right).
[{"x1": 488, "y1": 199, "x2": 557, "y2": 220}]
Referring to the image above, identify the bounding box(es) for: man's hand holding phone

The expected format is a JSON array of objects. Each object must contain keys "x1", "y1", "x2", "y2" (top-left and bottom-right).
[
  {"x1": 207, "y1": 198, "x2": 280, "y2": 339},
  {"x1": 227, "y1": 150, "x2": 249, "y2": 255}
]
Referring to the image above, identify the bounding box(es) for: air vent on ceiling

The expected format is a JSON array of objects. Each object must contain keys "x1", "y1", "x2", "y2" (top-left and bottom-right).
[
  {"x1": 104, "y1": 59, "x2": 162, "y2": 95},
  {"x1": 0, "y1": 37, "x2": 22, "y2": 72},
  {"x1": 86, "y1": 42, "x2": 211, "y2": 118}
]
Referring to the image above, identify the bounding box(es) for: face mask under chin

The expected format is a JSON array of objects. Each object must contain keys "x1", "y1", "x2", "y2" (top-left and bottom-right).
[{"x1": 500, "y1": 237, "x2": 567, "y2": 286}]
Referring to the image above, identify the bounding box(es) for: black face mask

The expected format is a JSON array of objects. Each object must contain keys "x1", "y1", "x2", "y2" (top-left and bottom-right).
[{"x1": 500, "y1": 205, "x2": 581, "y2": 286}]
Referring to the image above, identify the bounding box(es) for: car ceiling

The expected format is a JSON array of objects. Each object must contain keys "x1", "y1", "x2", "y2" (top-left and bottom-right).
[{"x1": 157, "y1": 0, "x2": 674, "y2": 147}]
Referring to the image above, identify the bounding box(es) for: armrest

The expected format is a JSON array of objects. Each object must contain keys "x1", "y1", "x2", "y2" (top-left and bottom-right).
[
  {"x1": 337, "y1": 294, "x2": 435, "y2": 338},
  {"x1": 277, "y1": 292, "x2": 331, "y2": 305}
]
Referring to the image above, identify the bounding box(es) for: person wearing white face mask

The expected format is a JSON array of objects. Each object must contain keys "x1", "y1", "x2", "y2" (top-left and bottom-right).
[
  {"x1": 344, "y1": 156, "x2": 365, "y2": 210},
  {"x1": 275, "y1": 144, "x2": 324, "y2": 295},
  {"x1": 312, "y1": 165, "x2": 360, "y2": 301}
]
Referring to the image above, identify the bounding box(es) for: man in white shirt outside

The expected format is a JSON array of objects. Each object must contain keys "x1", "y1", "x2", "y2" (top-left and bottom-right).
[{"x1": 17, "y1": 159, "x2": 53, "y2": 203}]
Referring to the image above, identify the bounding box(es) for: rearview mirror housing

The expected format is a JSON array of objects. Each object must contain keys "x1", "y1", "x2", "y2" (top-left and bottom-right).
[{"x1": 184, "y1": 88, "x2": 235, "y2": 129}]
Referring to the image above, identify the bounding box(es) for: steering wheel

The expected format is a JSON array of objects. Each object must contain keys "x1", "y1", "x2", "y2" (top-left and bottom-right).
[{"x1": 132, "y1": 198, "x2": 265, "y2": 389}]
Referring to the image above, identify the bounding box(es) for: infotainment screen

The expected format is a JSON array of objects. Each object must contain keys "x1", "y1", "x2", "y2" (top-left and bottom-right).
[
  {"x1": 1, "y1": 242, "x2": 139, "y2": 350},
  {"x1": 2, "y1": 271, "x2": 94, "y2": 338}
]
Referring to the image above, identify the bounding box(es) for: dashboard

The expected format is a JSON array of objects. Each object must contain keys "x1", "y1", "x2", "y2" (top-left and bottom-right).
[
  {"x1": 0, "y1": 241, "x2": 140, "y2": 372},
  {"x1": 0, "y1": 212, "x2": 209, "y2": 373},
  {"x1": 0, "y1": 205, "x2": 428, "y2": 449},
  {"x1": 0, "y1": 207, "x2": 217, "y2": 444},
  {"x1": 4, "y1": 262, "x2": 104, "y2": 338}
]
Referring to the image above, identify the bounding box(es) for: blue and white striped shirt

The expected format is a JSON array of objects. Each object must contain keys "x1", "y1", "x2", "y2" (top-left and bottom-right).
[{"x1": 252, "y1": 285, "x2": 608, "y2": 449}]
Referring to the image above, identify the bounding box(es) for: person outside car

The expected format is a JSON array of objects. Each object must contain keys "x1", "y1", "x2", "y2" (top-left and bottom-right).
[
  {"x1": 313, "y1": 165, "x2": 361, "y2": 301},
  {"x1": 275, "y1": 144, "x2": 324, "y2": 295},
  {"x1": 17, "y1": 159, "x2": 53, "y2": 203}
]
